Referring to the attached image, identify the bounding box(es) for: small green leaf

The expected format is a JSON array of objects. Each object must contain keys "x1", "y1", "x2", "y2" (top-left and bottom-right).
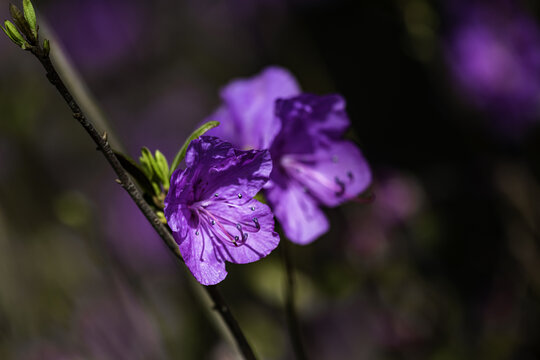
[
  {"x1": 9, "y1": 3, "x2": 33, "y2": 42},
  {"x1": 114, "y1": 151, "x2": 156, "y2": 196},
  {"x1": 169, "y1": 121, "x2": 220, "y2": 178},
  {"x1": 139, "y1": 147, "x2": 155, "y2": 178},
  {"x1": 154, "y1": 150, "x2": 170, "y2": 189},
  {"x1": 147, "y1": 150, "x2": 163, "y2": 180},
  {"x1": 23, "y1": 0, "x2": 37, "y2": 38},
  {"x1": 2, "y1": 20, "x2": 24, "y2": 47},
  {"x1": 9, "y1": 4, "x2": 24, "y2": 25}
]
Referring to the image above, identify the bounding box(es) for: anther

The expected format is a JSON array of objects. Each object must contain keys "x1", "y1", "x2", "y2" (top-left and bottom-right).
[
  {"x1": 253, "y1": 217, "x2": 260, "y2": 230},
  {"x1": 334, "y1": 177, "x2": 345, "y2": 196}
]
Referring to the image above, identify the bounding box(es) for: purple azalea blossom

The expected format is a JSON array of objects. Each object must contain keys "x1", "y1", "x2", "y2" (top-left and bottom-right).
[
  {"x1": 164, "y1": 136, "x2": 280, "y2": 285},
  {"x1": 267, "y1": 94, "x2": 372, "y2": 244},
  {"x1": 206, "y1": 67, "x2": 372, "y2": 244}
]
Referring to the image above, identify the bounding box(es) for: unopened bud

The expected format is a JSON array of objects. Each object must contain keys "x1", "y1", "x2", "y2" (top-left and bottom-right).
[
  {"x1": 9, "y1": 3, "x2": 35, "y2": 43},
  {"x1": 2, "y1": 20, "x2": 24, "y2": 47}
]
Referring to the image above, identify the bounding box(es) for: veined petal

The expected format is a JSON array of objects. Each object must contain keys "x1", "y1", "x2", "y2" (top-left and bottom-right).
[
  {"x1": 165, "y1": 168, "x2": 197, "y2": 237},
  {"x1": 202, "y1": 148, "x2": 272, "y2": 200},
  {"x1": 202, "y1": 198, "x2": 279, "y2": 264},
  {"x1": 164, "y1": 203, "x2": 192, "y2": 238},
  {"x1": 174, "y1": 229, "x2": 228, "y2": 286},
  {"x1": 183, "y1": 136, "x2": 273, "y2": 200},
  {"x1": 285, "y1": 141, "x2": 372, "y2": 207},
  {"x1": 266, "y1": 174, "x2": 329, "y2": 245},
  {"x1": 184, "y1": 136, "x2": 234, "y2": 170},
  {"x1": 275, "y1": 94, "x2": 351, "y2": 141}
]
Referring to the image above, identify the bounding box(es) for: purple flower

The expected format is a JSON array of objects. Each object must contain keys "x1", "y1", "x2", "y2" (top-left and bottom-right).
[
  {"x1": 164, "y1": 136, "x2": 280, "y2": 285},
  {"x1": 267, "y1": 94, "x2": 372, "y2": 244},
  {"x1": 206, "y1": 67, "x2": 371, "y2": 244}
]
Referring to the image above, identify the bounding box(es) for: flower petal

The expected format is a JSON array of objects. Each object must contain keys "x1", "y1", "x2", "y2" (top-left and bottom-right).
[
  {"x1": 292, "y1": 141, "x2": 372, "y2": 207},
  {"x1": 275, "y1": 93, "x2": 351, "y2": 141},
  {"x1": 266, "y1": 173, "x2": 329, "y2": 245},
  {"x1": 183, "y1": 136, "x2": 273, "y2": 200},
  {"x1": 184, "y1": 136, "x2": 234, "y2": 170},
  {"x1": 211, "y1": 66, "x2": 301, "y2": 150},
  {"x1": 174, "y1": 228, "x2": 228, "y2": 286},
  {"x1": 204, "y1": 198, "x2": 279, "y2": 263},
  {"x1": 165, "y1": 168, "x2": 197, "y2": 237}
]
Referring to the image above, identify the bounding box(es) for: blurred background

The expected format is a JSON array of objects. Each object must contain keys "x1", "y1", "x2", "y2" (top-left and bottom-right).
[{"x1": 2, "y1": 0, "x2": 540, "y2": 358}]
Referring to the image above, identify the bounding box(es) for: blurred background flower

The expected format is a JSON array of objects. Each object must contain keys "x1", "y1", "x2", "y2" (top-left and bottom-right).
[{"x1": 445, "y1": 0, "x2": 540, "y2": 138}]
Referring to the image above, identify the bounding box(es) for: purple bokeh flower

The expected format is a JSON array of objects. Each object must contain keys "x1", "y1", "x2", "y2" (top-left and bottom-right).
[
  {"x1": 164, "y1": 136, "x2": 280, "y2": 285},
  {"x1": 206, "y1": 67, "x2": 371, "y2": 244},
  {"x1": 44, "y1": 0, "x2": 145, "y2": 72},
  {"x1": 267, "y1": 94, "x2": 372, "y2": 244},
  {"x1": 446, "y1": 1, "x2": 540, "y2": 136}
]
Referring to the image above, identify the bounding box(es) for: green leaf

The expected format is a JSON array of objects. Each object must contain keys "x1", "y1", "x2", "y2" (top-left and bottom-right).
[
  {"x1": 139, "y1": 147, "x2": 154, "y2": 178},
  {"x1": 154, "y1": 150, "x2": 170, "y2": 189},
  {"x1": 9, "y1": 3, "x2": 33, "y2": 42},
  {"x1": 148, "y1": 151, "x2": 163, "y2": 180},
  {"x1": 114, "y1": 151, "x2": 155, "y2": 196},
  {"x1": 139, "y1": 147, "x2": 165, "y2": 195},
  {"x1": 169, "y1": 121, "x2": 220, "y2": 178},
  {"x1": 22, "y1": 0, "x2": 37, "y2": 38},
  {"x1": 2, "y1": 20, "x2": 24, "y2": 47}
]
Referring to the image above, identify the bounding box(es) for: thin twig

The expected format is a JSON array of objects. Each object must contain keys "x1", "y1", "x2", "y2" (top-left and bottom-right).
[
  {"x1": 28, "y1": 45, "x2": 257, "y2": 360},
  {"x1": 282, "y1": 240, "x2": 308, "y2": 360}
]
